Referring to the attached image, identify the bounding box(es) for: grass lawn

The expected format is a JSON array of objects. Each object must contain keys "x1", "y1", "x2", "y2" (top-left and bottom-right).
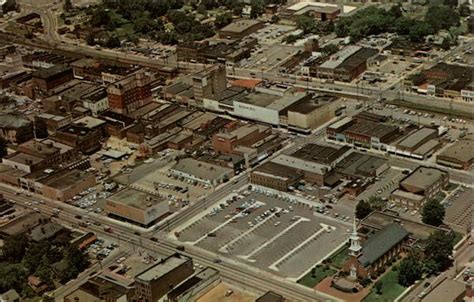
[
  {"x1": 297, "y1": 265, "x2": 336, "y2": 288},
  {"x1": 328, "y1": 244, "x2": 349, "y2": 269},
  {"x1": 363, "y1": 270, "x2": 406, "y2": 302}
]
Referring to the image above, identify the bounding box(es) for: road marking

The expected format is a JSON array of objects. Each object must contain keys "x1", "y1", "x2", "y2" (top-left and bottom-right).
[
  {"x1": 268, "y1": 223, "x2": 329, "y2": 272},
  {"x1": 238, "y1": 216, "x2": 309, "y2": 260},
  {"x1": 219, "y1": 210, "x2": 281, "y2": 253}
]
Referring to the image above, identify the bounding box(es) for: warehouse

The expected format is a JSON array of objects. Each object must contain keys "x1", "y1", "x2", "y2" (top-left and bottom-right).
[
  {"x1": 286, "y1": 95, "x2": 340, "y2": 133},
  {"x1": 218, "y1": 20, "x2": 264, "y2": 39},
  {"x1": 250, "y1": 161, "x2": 302, "y2": 191},
  {"x1": 336, "y1": 152, "x2": 388, "y2": 179},
  {"x1": 436, "y1": 136, "x2": 474, "y2": 170},
  {"x1": 233, "y1": 91, "x2": 307, "y2": 126},
  {"x1": 292, "y1": 143, "x2": 351, "y2": 168},
  {"x1": 271, "y1": 154, "x2": 331, "y2": 186},
  {"x1": 169, "y1": 158, "x2": 234, "y2": 186}
]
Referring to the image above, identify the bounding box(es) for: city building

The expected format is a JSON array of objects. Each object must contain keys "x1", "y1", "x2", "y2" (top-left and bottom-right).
[
  {"x1": 105, "y1": 188, "x2": 169, "y2": 227},
  {"x1": 167, "y1": 267, "x2": 220, "y2": 302},
  {"x1": 0, "y1": 289, "x2": 20, "y2": 302},
  {"x1": 342, "y1": 223, "x2": 408, "y2": 279},
  {"x1": 421, "y1": 279, "x2": 471, "y2": 302},
  {"x1": 169, "y1": 158, "x2": 234, "y2": 186},
  {"x1": 35, "y1": 113, "x2": 72, "y2": 133},
  {"x1": 391, "y1": 166, "x2": 449, "y2": 210},
  {"x1": 250, "y1": 161, "x2": 302, "y2": 191},
  {"x1": 218, "y1": 19, "x2": 264, "y2": 39},
  {"x1": 271, "y1": 154, "x2": 331, "y2": 186},
  {"x1": 389, "y1": 127, "x2": 440, "y2": 160},
  {"x1": 18, "y1": 139, "x2": 77, "y2": 167},
  {"x1": 31, "y1": 65, "x2": 73, "y2": 95},
  {"x1": 256, "y1": 291, "x2": 285, "y2": 302},
  {"x1": 437, "y1": 135, "x2": 474, "y2": 170},
  {"x1": 326, "y1": 117, "x2": 399, "y2": 149},
  {"x1": 19, "y1": 169, "x2": 96, "y2": 201},
  {"x1": 292, "y1": 143, "x2": 352, "y2": 168},
  {"x1": 317, "y1": 46, "x2": 378, "y2": 82},
  {"x1": 2, "y1": 152, "x2": 44, "y2": 173},
  {"x1": 51, "y1": 124, "x2": 102, "y2": 154},
  {"x1": 64, "y1": 276, "x2": 131, "y2": 302},
  {"x1": 0, "y1": 113, "x2": 33, "y2": 144},
  {"x1": 281, "y1": 1, "x2": 340, "y2": 21},
  {"x1": 192, "y1": 65, "x2": 227, "y2": 103},
  {"x1": 286, "y1": 95, "x2": 340, "y2": 133},
  {"x1": 107, "y1": 70, "x2": 153, "y2": 115},
  {"x1": 335, "y1": 151, "x2": 389, "y2": 180},
  {"x1": 212, "y1": 123, "x2": 271, "y2": 154},
  {"x1": 135, "y1": 253, "x2": 194, "y2": 302}
]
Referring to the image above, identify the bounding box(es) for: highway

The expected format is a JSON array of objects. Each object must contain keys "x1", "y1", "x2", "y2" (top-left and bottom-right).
[{"x1": 0, "y1": 184, "x2": 342, "y2": 302}]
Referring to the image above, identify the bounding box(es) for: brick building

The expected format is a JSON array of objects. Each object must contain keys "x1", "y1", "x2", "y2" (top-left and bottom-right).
[
  {"x1": 107, "y1": 70, "x2": 153, "y2": 115},
  {"x1": 134, "y1": 253, "x2": 194, "y2": 302},
  {"x1": 51, "y1": 124, "x2": 101, "y2": 154},
  {"x1": 218, "y1": 20, "x2": 264, "y2": 39},
  {"x1": 0, "y1": 113, "x2": 33, "y2": 144},
  {"x1": 250, "y1": 161, "x2": 302, "y2": 191},
  {"x1": 342, "y1": 223, "x2": 408, "y2": 280},
  {"x1": 31, "y1": 66, "x2": 73, "y2": 95}
]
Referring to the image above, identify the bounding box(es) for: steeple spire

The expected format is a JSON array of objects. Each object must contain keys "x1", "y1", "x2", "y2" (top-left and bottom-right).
[{"x1": 349, "y1": 218, "x2": 362, "y2": 256}]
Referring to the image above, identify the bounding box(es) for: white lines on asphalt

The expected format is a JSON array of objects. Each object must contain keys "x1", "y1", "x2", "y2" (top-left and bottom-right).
[
  {"x1": 219, "y1": 210, "x2": 281, "y2": 254},
  {"x1": 238, "y1": 216, "x2": 310, "y2": 261},
  {"x1": 268, "y1": 223, "x2": 331, "y2": 272}
]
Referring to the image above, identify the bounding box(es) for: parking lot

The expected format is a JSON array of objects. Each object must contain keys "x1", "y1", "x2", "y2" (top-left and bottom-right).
[
  {"x1": 249, "y1": 24, "x2": 295, "y2": 46},
  {"x1": 357, "y1": 168, "x2": 405, "y2": 202},
  {"x1": 175, "y1": 186, "x2": 351, "y2": 278},
  {"x1": 443, "y1": 186, "x2": 472, "y2": 232}
]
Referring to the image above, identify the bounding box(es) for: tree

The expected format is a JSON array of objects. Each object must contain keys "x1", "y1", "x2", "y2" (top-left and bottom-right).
[
  {"x1": 421, "y1": 199, "x2": 445, "y2": 226},
  {"x1": 368, "y1": 196, "x2": 385, "y2": 211},
  {"x1": 389, "y1": 4, "x2": 403, "y2": 19},
  {"x1": 0, "y1": 263, "x2": 27, "y2": 293},
  {"x1": 424, "y1": 230, "x2": 454, "y2": 272},
  {"x1": 250, "y1": 0, "x2": 265, "y2": 19},
  {"x1": 0, "y1": 235, "x2": 28, "y2": 262},
  {"x1": 356, "y1": 199, "x2": 373, "y2": 219},
  {"x1": 458, "y1": 3, "x2": 471, "y2": 17},
  {"x1": 375, "y1": 281, "x2": 383, "y2": 294},
  {"x1": 440, "y1": 37, "x2": 451, "y2": 50},
  {"x1": 63, "y1": 0, "x2": 73, "y2": 12},
  {"x1": 105, "y1": 35, "x2": 121, "y2": 48},
  {"x1": 296, "y1": 14, "x2": 318, "y2": 34},
  {"x1": 397, "y1": 254, "x2": 423, "y2": 286},
  {"x1": 408, "y1": 21, "x2": 433, "y2": 42},
  {"x1": 0, "y1": 137, "x2": 7, "y2": 158},
  {"x1": 321, "y1": 43, "x2": 339, "y2": 56},
  {"x1": 215, "y1": 13, "x2": 233, "y2": 29},
  {"x1": 425, "y1": 5, "x2": 460, "y2": 33}
]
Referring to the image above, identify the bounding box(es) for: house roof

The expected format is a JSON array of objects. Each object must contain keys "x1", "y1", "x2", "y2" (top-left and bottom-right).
[{"x1": 359, "y1": 223, "x2": 408, "y2": 267}]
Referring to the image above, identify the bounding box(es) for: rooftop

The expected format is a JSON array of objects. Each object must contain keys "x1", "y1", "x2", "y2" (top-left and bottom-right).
[
  {"x1": 107, "y1": 187, "x2": 165, "y2": 210},
  {"x1": 272, "y1": 154, "x2": 330, "y2": 175},
  {"x1": 359, "y1": 223, "x2": 409, "y2": 267},
  {"x1": 345, "y1": 120, "x2": 398, "y2": 139},
  {"x1": 236, "y1": 91, "x2": 306, "y2": 112},
  {"x1": 220, "y1": 20, "x2": 262, "y2": 33},
  {"x1": 438, "y1": 139, "x2": 474, "y2": 163},
  {"x1": 253, "y1": 161, "x2": 301, "y2": 182},
  {"x1": 0, "y1": 113, "x2": 31, "y2": 129},
  {"x1": 400, "y1": 167, "x2": 446, "y2": 191},
  {"x1": 73, "y1": 116, "x2": 106, "y2": 129},
  {"x1": 41, "y1": 169, "x2": 93, "y2": 190},
  {"x1": 20, "y1": 140, "x2": 60, "y2": 156},
  {"x1": 136, "y1": 253, "x2": 190, "y2": 282},
  {"x1": 319, "y1": 46, "x2": 361, "y2": 69},
  {"x1": 421, "y1": 279, "x2": 466, "y2": 302},
  {"x1": 292, "y1": 143, "x2": 350, "y2": 165},
  {"x1": 32, "y1": 65, "x2": 71, "y2": 80},
  {"x1": 171, "y1": 158, "x2": 233, "y2": 181},
  {"x1": 397, "y1": 128, "x2": 437, "y2": 149},
  {"x1": 4, "y1": 152, "x2": 43, "y2": 166}
]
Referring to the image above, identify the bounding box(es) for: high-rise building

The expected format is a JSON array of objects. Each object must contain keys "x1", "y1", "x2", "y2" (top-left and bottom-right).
[
  {"x1": 107, "y1": 70, "x2": 153, "y2": 115},
  {"x1": 192, "y1": 65, "x2": 226, "y2": 104}
]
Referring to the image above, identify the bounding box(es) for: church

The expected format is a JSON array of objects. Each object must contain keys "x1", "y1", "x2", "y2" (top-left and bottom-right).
[{"x1": 342, "y1": 223, "x2": 409, "y2": 280}]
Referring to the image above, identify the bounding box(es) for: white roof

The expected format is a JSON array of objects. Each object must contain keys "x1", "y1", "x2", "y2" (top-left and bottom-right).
[
  {"x1": 288, "y1": 1, "x2": 338, "y2": 11},
  {"x1": 319, "y1": 45, "x2": 361, "y2": 69}
]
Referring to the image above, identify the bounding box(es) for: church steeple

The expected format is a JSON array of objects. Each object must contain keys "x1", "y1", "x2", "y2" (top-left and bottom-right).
[{"x1": 349, "y1": 218, "x2": 362, "y2": 256}]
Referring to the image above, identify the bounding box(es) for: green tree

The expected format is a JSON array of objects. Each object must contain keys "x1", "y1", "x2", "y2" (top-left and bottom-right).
[
  {"x1": 105, "y1": 35, "x2": 121, "y2": 48},
  {"x1": 0, "y1": 137, "x2": 7, "y2": 158},
  {"x1": 389, "y1": 4, "x2": 403, "y2": 19},
  {"x1": 0, "y1": 263, "x2": 27, "y2": 293},
  {"x1": 458, "y1": 3, "x2": 471, "y2": 17},
  {"x1": 250, "y1": 0, "x2": 265, "y2": 19},
  {"x1": 296, "y1": 14, "x2": 318, "y2": 34},
  {"x1": 356, "y1": 199, "x2": 373, "y2": 219},
  {"x1": 425, "y1": 5, "x2": 460, "y2": 32},
  {"x1": 375, "y1": 281, "x2": 383, "y2": 294},
  {"x1": 215, "y1": 13, "x2": 233, "y2": 29},
  {"x1": 368, "y1": 196, "x2": 385, "y2": 211},
  {"x1": 398, "y1": 254, "x2": 423, "y2": 286},
  {"x1": 63, "y1": 0, "x2": 73, "y2": 12},
  {"x1": 424, "y1": 230, "x2": 454, "y2": 272},
  {"x1": 321, "y1": 43, "x2": 339, "y2": 56},
  {"x1": 409, "y1": 21, "x2": 433, "y2": 42},
  {"x1": 421, "y1": 199, "x2": 445, "y2": 226},
  {"x1": 1, "y1": 235, "x2": 28, "y2": 262}
]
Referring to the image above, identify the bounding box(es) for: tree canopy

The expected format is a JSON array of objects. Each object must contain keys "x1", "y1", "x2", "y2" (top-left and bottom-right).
[
  {"x1": 398, "y1": 253, "x2": 423, "y2": 286},
  {"x1": 355, "y1": 199, "x2": 373, "y2": 219},
  {"x1": 425, "y1": 5, "x2": 460, "y2": 33},
  {"x1": 424, "y1": 230, "x2": 455, "y2": 272},
  {"x1": 421, "y1": 199, "x2": 445, "y2": 226}
]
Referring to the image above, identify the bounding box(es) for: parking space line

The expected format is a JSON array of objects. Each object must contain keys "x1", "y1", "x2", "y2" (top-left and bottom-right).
[
  {"x1": 186, "y1": 202, "x2": 262, "y2": 246},
  {"x1": 219, "y1": 210, "x2": 282, "y2": 254},
  {"x1": 239, "y1": 216, "x2": 310, "y2": 261},
  {"x1": 268, "y1": 223, "x2": 329, "y2": 272}
]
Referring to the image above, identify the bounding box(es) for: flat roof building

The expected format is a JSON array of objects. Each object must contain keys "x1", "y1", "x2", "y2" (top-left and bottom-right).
[
  {"x1": 106, "y1": 188, "x2": 169, "y2": 227},
  {"x1": 218, "y1": 20, "x2": 264, "y2": 39},
  {"x1": 135, "y1": 253, "x2": 194, "y2": 302},
  {"x1": 169, "y1": 158, "x2": 234, "y2": 187},
  {"x1": 437, "y1": 137, "x2": 474, "y2": 170}
]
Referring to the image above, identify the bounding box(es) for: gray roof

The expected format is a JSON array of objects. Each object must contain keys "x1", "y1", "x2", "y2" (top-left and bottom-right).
[
  {"x1": 397, "y1": 127, "x2": 437, "y2": 149},
  {"x1": 170, "y1": 158, "x2": 233, "y2": 181},
  {"x1": 359, "y1": 223, "x2": 408, "y2": 267},
  {"x1": 319, "y1": 46, "x2": 361, "y2": 69},
  {"x1": 136, "y1": 254, "x2": 190, "y2": 282},
  {"x1": 0, "y1": 114, "x2": 31, "y2": 129},
  {"x1": 220, "y1": 20, "x2": 262, "y2": 33},
  {"x1": 400, "y1": 167, "x2": 446, "y2": 191}
]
